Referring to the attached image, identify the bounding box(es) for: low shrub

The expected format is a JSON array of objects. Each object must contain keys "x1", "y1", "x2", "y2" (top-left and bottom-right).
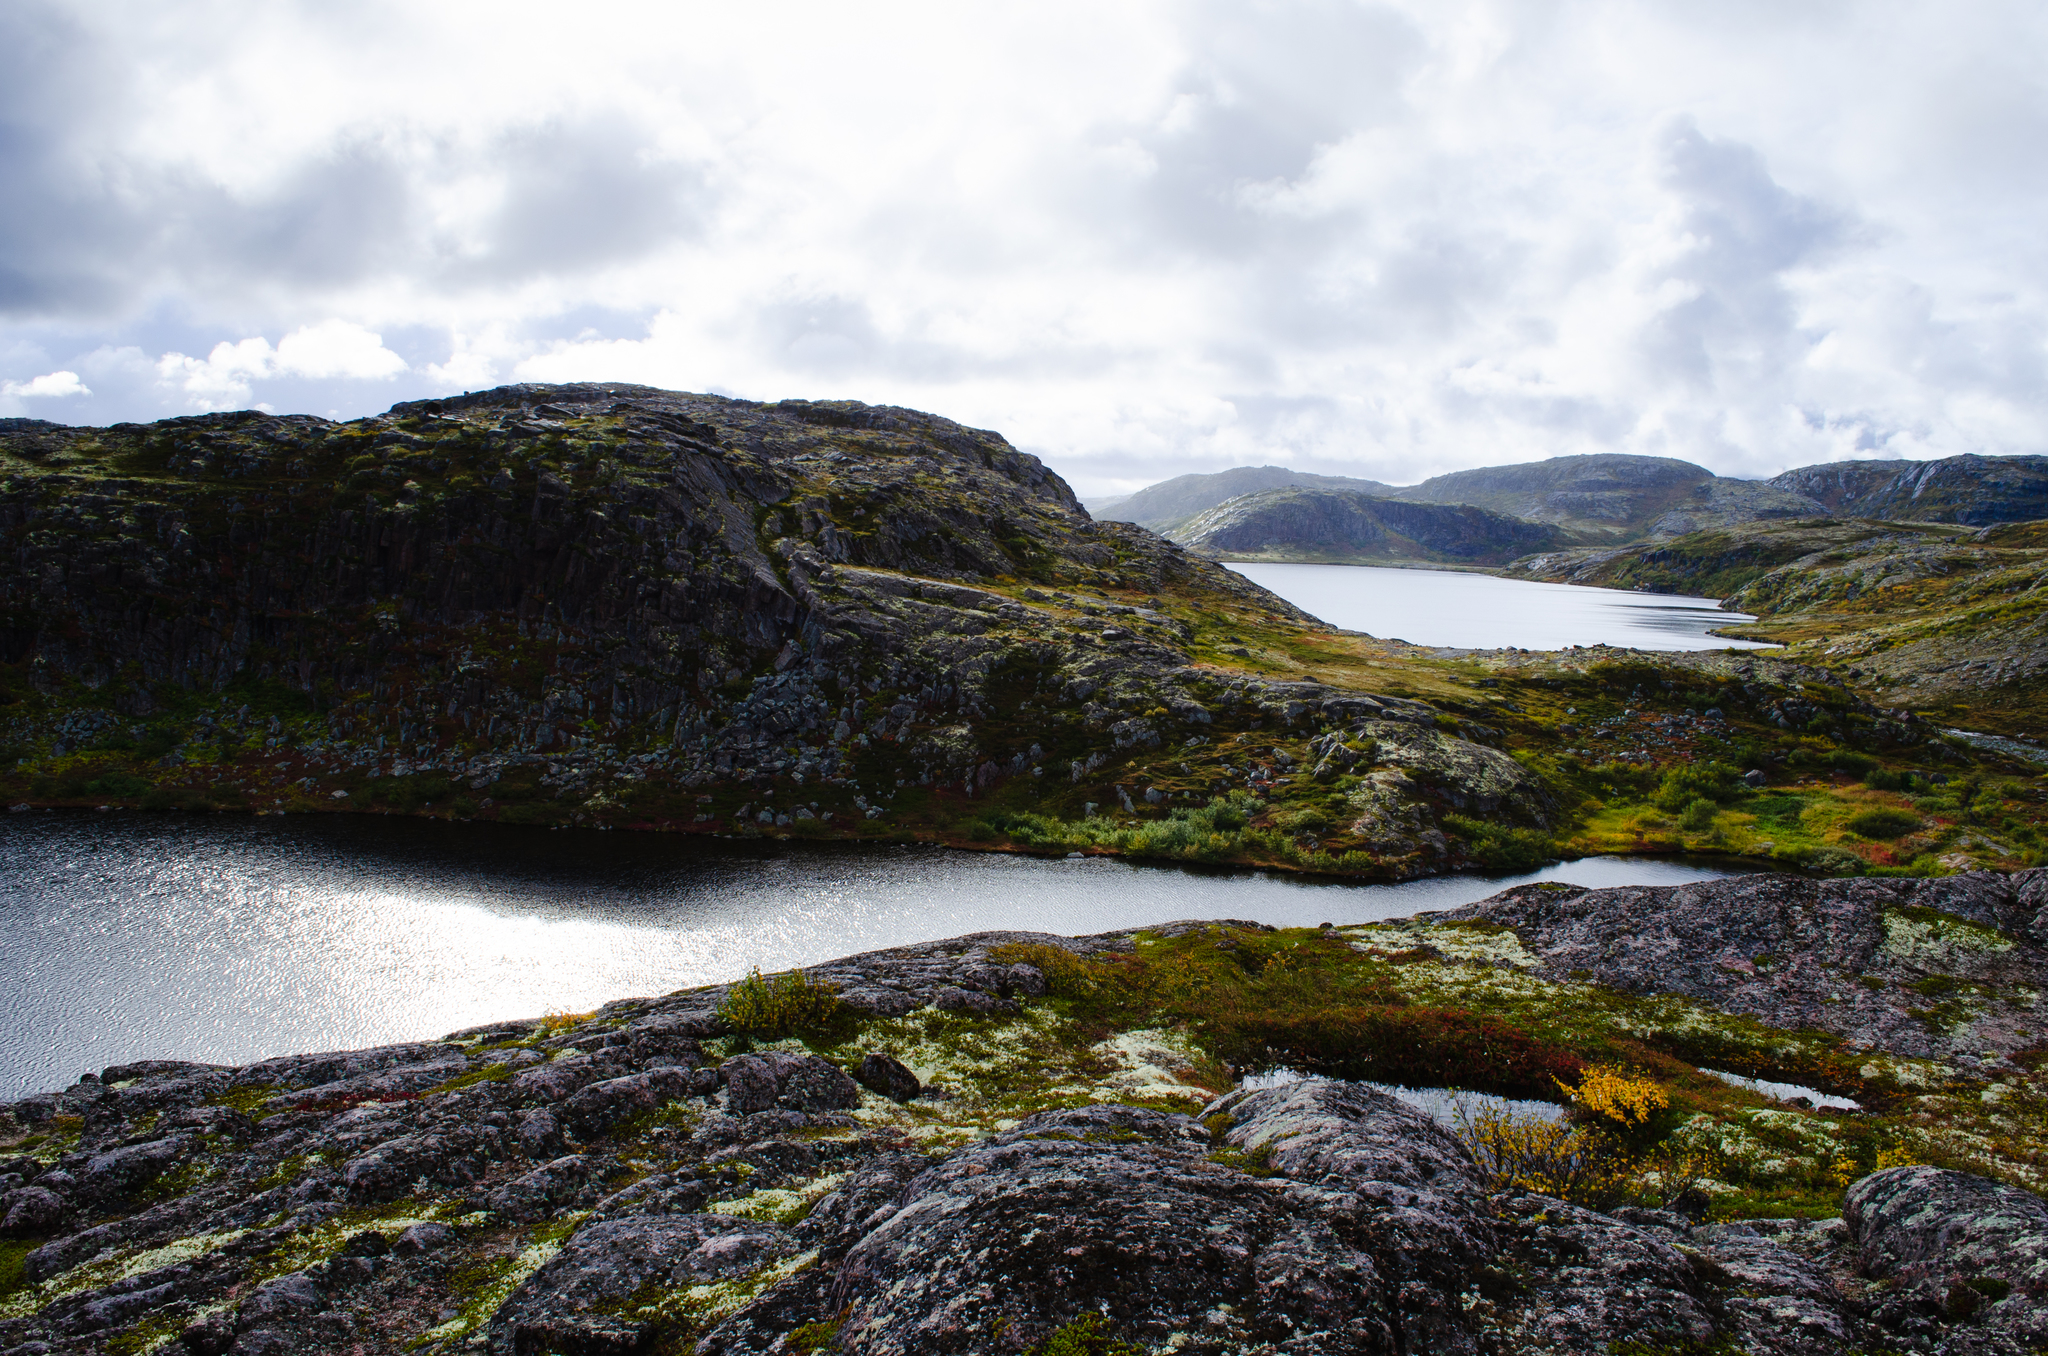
[
  {"x1": 1678, "y1": 797, "x2": 1718, "y2": 832},
  {"x1": 1652, "y1": 762, "x2": 1745, "y2": 812},
  {"x1": 1444, "y1": 815, "x2": 1559, "y2": 873},
  {"x1": 719, "y1": 968, "x2": 846, "y2": 1039},
  {"x1": 1844, "y1": 808, "x2": 1922, "y2": 840}
]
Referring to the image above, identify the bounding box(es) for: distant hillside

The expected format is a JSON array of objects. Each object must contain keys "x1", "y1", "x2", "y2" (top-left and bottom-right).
[
  {"x1": 1506, "y1": 515, "x2": 2048, "y2": 738},
  {"x1": 1783, "y1": 453, "x2": 2048, "y2": 526},
  {"x1": 1177, "y1": 487, "x2": 1571, "y2": 566},
  {"x1": 1094, "y1": 465, "x2": 1395, "y2": 533},
  {"x1": 1390, "y1": 453, "x2": 1779, "y2": 541}
]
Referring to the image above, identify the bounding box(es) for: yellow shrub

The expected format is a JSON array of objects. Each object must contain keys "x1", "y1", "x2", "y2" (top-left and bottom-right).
[{"x1": 1559, "y1": 1064, "x2": 1669, "y2": 1129}]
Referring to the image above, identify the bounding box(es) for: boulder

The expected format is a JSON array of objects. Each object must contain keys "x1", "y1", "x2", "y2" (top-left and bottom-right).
[
  {"x1": 855, "y1": 1053, "x2": 921, "y2": 1103},
  {"x1": 561, "y1": 1067, "x2": 695, "y2": 1137}
]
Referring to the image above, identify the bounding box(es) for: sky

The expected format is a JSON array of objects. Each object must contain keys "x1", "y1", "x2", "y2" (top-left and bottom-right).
[{"x1": 2, "y1": 2, "x2": 2045, "y2": 498}]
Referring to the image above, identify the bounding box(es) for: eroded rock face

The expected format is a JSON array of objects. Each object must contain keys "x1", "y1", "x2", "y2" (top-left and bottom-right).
[{"x1": 1848, "y1": 1166, "x2": 2048, "y2": 1345}]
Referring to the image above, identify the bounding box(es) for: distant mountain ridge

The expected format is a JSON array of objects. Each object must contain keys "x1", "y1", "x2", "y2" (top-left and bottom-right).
[
  {"x1": 1098, "y1": 451, "x2": 2048, "y2": 553},
  {"x1": 1176, "y1": 487, "x2": 1571, "y2": 566},
  {"x1": 1091, "y1": 465, "x2": 1395, "y2": 532}
]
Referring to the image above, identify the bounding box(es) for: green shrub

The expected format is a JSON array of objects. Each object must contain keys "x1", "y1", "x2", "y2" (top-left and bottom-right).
[
  {"x1": 1444, "y1": 815, "x2": 1558, "y2": 873},
  {"x1": 1827, "y1": 750, "x2": 1877, "y2": 778},
  {"x1": 1844, "y1": 808, "x2": 1922, "y2": 840},
  {"x1": 1652, "y1": 762, "x2": 1744, "y2": 811},
  {"x1": 718, "y1": 969, "x2": 846, "y2": 1039},
  {"x1": 1679, "y1": 798, "x2": 1718, "y2": 832}
]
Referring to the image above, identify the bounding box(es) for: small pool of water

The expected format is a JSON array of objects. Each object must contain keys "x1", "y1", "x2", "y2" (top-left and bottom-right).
[
  {"x1": 1230, "y1": 561, "x2": 1776, "y2": 652},
  {"x1": 0, "y1": 812, "x2": 1748, "y2": 1096}
]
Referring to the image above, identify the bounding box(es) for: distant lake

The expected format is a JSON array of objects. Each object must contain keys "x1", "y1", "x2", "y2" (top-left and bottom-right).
[
  {"x1": 0, "y1": 813, "x2": 1742, "y2": 1096},
  {"x1": 1230, "y1": 561, "x2": 1777, "y2": 652}
]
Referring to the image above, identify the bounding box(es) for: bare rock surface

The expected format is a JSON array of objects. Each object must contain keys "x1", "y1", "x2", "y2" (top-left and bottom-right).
[
  {"x1": 0, "y1": 894, "x2": 2045, "y2": 1352},
  {"x1": 1439, "y1": 868, "x2": 2048, "y2": 1063}
]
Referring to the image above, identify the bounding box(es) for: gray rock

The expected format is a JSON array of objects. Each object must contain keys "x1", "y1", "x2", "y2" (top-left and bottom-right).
[
  {"x1": 932, "y1": 985, "x2": 1017, "y2": 1015},
  {"x1": 720, "y1": 1054, "x2": 780, "y2": 1115},
  {"x1": 0, "y1": 1185, "x2": 66, "y2": 1236},
  {"x1": 1847, "y1": 1165, "x2": 2048, "y2": 1344},
  {"x1": 236, "y1": 1273, "x2": 326, "y2": 1329},
  {"x1": 855, "y1": 1053, "x2": 921, "y2": 1102},
  {"x1": 393, "y1": 1221, "x2": 454, "y2": 1256},
  {"x1": 487, "y1": 1155, "x2": 602, "y2": 1221},
  {"x1": 485, "y1": 1214, "x2": 794, "y2": 1356},
  {"x1": 773, "y1": 1055, "x2": 861, "y2": 1113},
  {"x1": 561, "y1": 1067, "x2": 694, "y2": 1137},
  {"x1": 826, "y1": 1102, "x2": 1400, "y2": 1354}
]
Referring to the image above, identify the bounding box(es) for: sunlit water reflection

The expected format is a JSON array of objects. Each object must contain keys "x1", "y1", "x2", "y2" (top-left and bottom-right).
[
  {"x1": 0, "y1": 813, "x2": 1745, "y2": 1095},
  {"x1": 1229, "y1": 562, "x2": 1777, "y2": 652}
]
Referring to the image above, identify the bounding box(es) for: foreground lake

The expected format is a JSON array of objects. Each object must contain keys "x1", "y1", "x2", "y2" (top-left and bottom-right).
[
  {"x1": 0, "y1": 813, "x2": 1744, "y2": 1095},
  {"x1": 1231, "y1": 561, "x2": 1776, "y2": 651}
]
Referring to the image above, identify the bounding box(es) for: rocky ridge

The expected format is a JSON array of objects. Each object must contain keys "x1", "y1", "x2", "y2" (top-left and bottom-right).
[
  {"x1": 1171, "y1": 487, "x2": 1571, "y2": 566},
  {"x1": 6, "y1": 871, "x2": 2048, "y2": 1352}
]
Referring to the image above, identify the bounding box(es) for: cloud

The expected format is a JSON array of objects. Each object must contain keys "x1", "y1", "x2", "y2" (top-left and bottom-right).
[
  {"x1": 156, "y1": 321, "x2": 407, "y2": 409},
  {"x1": 4, "y1": 1, "x2": 2048, "y2": 493},
  {"x1": 1, "y1": 369, "x2": 89, "y2": 399}
]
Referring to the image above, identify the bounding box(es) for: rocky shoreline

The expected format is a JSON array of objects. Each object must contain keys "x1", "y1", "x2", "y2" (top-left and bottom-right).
[{"x1": 3, "y1": 869, "x2": 2047, "y2": 1353}]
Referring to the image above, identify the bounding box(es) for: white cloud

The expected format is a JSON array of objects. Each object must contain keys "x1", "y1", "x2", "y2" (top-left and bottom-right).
[
  {"x1": 156, "y1": 322, "x2": 407, "y2": 409},
  {"x1": 1, "y1": 369, "x2": 89, "y2": 399},
  {"x1": 5, "y1": 1, "x2": 2048, "y2": 491}
]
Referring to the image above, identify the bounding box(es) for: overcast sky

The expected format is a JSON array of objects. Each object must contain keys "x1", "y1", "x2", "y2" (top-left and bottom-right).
[{"x1": 3, "y1": 1, "x2": 2044, "y2": 495}]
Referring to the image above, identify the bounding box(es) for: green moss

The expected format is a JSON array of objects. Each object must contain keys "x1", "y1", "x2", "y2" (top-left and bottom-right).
[
  {"x1": 0, "y1": 1239, "x2": 31, "y2": 1300},
  {"x1": 206, "y1": 1084, "x2": 280, "y2": 1118},
  {"x1": 1029, "y1": 1312, "x2": 1142, "y2": 1355}
]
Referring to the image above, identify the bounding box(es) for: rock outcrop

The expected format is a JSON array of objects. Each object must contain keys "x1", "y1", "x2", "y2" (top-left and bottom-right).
[{"x1": 4, "y1": 875, "x2": 2048, "y2": 1353}]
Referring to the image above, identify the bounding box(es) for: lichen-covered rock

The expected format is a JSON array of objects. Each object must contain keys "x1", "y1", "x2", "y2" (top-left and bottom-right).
[
  {"x1": 1847, "y1": 1165, "x2": 2048, "y2": 1345},
  {"x1": 1441, "y1": 869, "x2": 2048, "y2": 1063},
  {"x1": 826, "y1": 1102, "x2": 1403, "y2": 1354},
  {"x1": 485, "y1": 1214, "x2": 796, "y2": 1356},
  {"x1": 560, "y1": 1066, "x2": 695, "y2": 1136}
]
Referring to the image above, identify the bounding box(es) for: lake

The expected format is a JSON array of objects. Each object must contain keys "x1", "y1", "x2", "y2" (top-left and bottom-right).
[
  {"x1": 0, "y1": 813, "x2": 1742, "y2": 1095},
  {"x1": 1230, "y1": 561, "x2": 1776, "y2": 651}
]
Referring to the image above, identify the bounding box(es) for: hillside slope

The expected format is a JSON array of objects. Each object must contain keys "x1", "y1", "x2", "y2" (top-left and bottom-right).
[
  {"x1": 1176, "y1": 485, "x2": 1571, "y2": 565},
  {"x1": 1508, "y1": 517, "x2": 2048, "y2": 737},
  {"x1": 1092, "y1": 464, "x2": 1395, "y2": 533}
]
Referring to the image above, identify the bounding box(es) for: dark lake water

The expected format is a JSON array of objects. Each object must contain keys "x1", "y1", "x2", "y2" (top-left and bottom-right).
[
  {"x1": 1231, "y1": 562, "x2": 1776, "y2": 651},
  {"x1": 0, "y1": 813, "x2": 1743, "y2": 1096}
]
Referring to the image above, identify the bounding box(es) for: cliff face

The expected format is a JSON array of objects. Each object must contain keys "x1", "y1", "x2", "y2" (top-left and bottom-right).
[
  {"x1": 1771, "y1": 454, "x2": 2048, "y2": 526},
  {"x1": 1174, "y1": 486, "x2": 1570, "y2": 565}
]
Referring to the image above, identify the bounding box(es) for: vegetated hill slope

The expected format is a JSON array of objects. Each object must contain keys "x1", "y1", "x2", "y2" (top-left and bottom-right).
[
  {"x1": 1772, "y1": 453, "x2": 2048, "y2": 525},
  {"x1": 1509, "y1": 517, "x2": 2048, "y2": 738},
  {"x1": 1091, "y1": 464, "x2": 1395, "y2": 533},
  {"x1": 1175, "y1": 485, "x2": 1572, "y2": 565}
]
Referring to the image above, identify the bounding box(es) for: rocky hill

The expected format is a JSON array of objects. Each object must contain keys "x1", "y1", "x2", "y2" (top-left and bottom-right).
[
  {"x1": 1389, "y1": 453, "x2": 1809, "y2": 541},
  {"x1": 4, "y1": 870, "x2": 2048, "y2": 1354},
  {"x1": 4, "y1": 384, "x2": 2046, "y2": 883},
  {"x1": 1172, "y1": 486, "x2": 1571, "y2": 565},
  {"x1": 1507, "y1": 517, "x2": 2048, "y2": 740},
  {"x1": 1091, "y1": 465, "x2": 1396, "y2": 535},
  {"x1": 1772, "y1": 454, "x2": 2048, "y2": 526}
]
